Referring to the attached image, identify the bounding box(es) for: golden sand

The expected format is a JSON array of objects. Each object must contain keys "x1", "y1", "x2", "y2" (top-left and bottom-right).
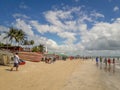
[
  {"x1": 1, "y1": 59, "x2": 120, "y2": 90},
  {"x1": 0, "y1": 59, "x2": 82, "y2": 90}
]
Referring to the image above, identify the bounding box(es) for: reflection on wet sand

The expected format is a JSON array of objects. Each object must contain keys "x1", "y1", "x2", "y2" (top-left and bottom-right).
[{"x1": 95, "y1": 57, "x2": 118, "y2": 74}]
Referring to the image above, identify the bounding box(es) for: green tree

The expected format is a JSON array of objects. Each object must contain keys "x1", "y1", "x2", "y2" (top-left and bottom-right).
[
  {"x1": 30, "y1": 40, "x2": 34, "y2": 47},
  {"x1": 0, "y1": 42, "x2": 4, "y2": 47},
  {"x1": 29, "y1": 40, "x2": 34, "y2": 51},
  {"x1": 15, "y1": 29, "x2": 26, "y2": 46},
  {"x1": 32, "y1": 46, "x2": 39, "y2": 52},
  {"x1": 4, "y1": 27, "x2": 17, "y2": 45},
  {"x1": 38, "y1": 44, "x2": 45, "y2": 53},
  {"x1": 23, "y1": 40, "x2": 30, "y2": 51},
  {"x1": 4, "y1": 27, "x2": 26, "y2": 46},
  {"x1": 4, "y1": 27, "x2": 26, "y2": 51}
]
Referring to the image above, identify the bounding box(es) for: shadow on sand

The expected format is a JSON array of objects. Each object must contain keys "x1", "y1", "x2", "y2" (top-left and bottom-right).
[{"x1": 5, "y1": 69, "x2": 11, "y2": 71}]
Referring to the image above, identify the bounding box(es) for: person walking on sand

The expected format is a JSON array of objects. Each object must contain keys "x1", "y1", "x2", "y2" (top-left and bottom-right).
[{"x1": 11, "y1": 52, "x2": 20, "y2": 71}]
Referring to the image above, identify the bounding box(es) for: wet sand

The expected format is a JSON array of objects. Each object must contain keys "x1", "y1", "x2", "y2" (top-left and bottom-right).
[
  {"x1": 63, "y1": 60, "x2": 120, "y2": 90},
  {"x1": 0, "y1": 59, "x2": 120, "y2": 90}
]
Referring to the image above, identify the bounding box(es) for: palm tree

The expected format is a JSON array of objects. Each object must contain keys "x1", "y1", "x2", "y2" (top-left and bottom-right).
[
  {"x1": 4, "y1": 27, "x2": 26, "y2": 51},
  {"x1": 29, "y1": 40, "x2": 34, "y2": 51},
  {"x1": 4, "y1": 27, "x2": 18, "y2": 49},
  {"x1": 15, "y1": 29, "x2": 26, "y2": 46},
  {"x1": 23, "y1": 40, "x2": 29, "y2": 46},
  {"x1": 38, "y1": 44, "x2": 45, "y2": 53},
  {"x1": 23, "y1": 40, "x2": 30, "y2": 51},
  {"x1": 4, "y1": 27, "x2": 17, "y2": 45},
  {"x1": 30, "y1": 40, "x2": 34, "y2": 47}
]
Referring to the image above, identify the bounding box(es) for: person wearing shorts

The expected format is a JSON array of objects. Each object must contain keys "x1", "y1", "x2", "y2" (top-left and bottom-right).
[{"x1": 11, "y1": 52, "x2": 20, "y2": 71}]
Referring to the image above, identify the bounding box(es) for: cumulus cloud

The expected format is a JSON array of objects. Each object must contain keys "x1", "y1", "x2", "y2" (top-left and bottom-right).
[
  {"x1": 113, "y1": 6, "x2": 119, "y2": 12},
  {"x1": 80, "y1": 18, "x2": 120, "y2": 52},
  {"x1": 1, "y1": 5, "x2": 120, "y2": 56},
  {"x1": 57, "y1": 32, "x2": 76, "y2": 44},
  {"x1": 30, "y1": 7, "x2": 104, "y2": 44},
  {"x1": 13, "y1": 19, "x2": 34, "y2": 36},
  {"x1": 27, "y1": 6, "x2": 107, "y2": 55},
  {"x1": 30, "y1": 20, "x2": 50, "y2": 34},
  {"x1": 46, "y1": 39, "x2": 58, "y2": 49}
]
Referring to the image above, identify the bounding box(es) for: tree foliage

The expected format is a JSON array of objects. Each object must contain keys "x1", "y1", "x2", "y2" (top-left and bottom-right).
[{"x1": 4, "y1": 27, "x2": 26, "y2": 46}]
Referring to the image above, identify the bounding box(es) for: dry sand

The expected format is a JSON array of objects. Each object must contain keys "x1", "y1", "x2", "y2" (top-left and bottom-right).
[{"x1": 0, "y1": 59, "x2": 120, "y2": 90}]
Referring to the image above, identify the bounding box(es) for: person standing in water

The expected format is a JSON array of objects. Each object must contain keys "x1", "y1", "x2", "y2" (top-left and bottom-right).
[
  {"x1": 100, "y1": 57, "x2": 102, "y2": 69},
  {"x1": 104, "y1": 58, "x2": 107, "y2": 71},
  {"x1": 113, "y1": 58, "x2": 115, "y2": 73},
  {"x1": 108, "y1": 58, "x2": 111, "y2": 72},
  {"x1": 96, "y1": 57, "x2": 99, "y2": 66}
]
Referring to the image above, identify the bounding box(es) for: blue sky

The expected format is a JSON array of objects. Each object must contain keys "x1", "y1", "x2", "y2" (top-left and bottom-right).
[{"x1": 0, "y1": 0, "x2": 120, "y2": 56}]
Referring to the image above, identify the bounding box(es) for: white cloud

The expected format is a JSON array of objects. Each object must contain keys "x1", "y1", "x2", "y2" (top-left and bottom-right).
[
  {"x1": 13, "y1": 13, "x2": 30, "y2": 19},
  {"x1": 113, "y1": 6, "x2": 119, "y2": 12},
  {"x1": 91, "y1": 12, "x2": 104, "y2": 18},
  {"x1": 1, "y1": 5, "x2": 120, "y2": 56},
  {"x1": 13, "y1": 19, "x2": 34, "y2": 36},
  {"x1": 80, "y1": 18, "x2": 120, "y2": 52},
  {"x1": 27, "y1": 6, "x2": 108, "y2": 55},
  {"x1": 57, "y1": 32, "x2": 76, "y2": 44},
  {"x1": 43, "y1": 7, "x2": 81, "y2": 26},
  {"x1": 46, "y1": 39, "x2": 58, "y2": 49},
  {"x1": 0, "y1": 26, "x2": 9, "y2": 44},
  {"x1": 0, "y1": 25, "x2": 8, "y2": 32},
  {"x1": 30, "y1": 20, "x2": 50, "y2": 34}
]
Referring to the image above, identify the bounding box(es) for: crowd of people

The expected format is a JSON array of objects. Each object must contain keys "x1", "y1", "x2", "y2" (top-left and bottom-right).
[
  {"x1": 95, "y1": 57, "x2": 117, "y2": 73},
  {"x1": 41, "y1": 56, "x2": 56, "y2": 64}
]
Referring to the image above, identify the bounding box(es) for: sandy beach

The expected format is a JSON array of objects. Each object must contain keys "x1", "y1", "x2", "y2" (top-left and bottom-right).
[{"x1": 0, "y1": 59, "x2": 120, "y2": 90}]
